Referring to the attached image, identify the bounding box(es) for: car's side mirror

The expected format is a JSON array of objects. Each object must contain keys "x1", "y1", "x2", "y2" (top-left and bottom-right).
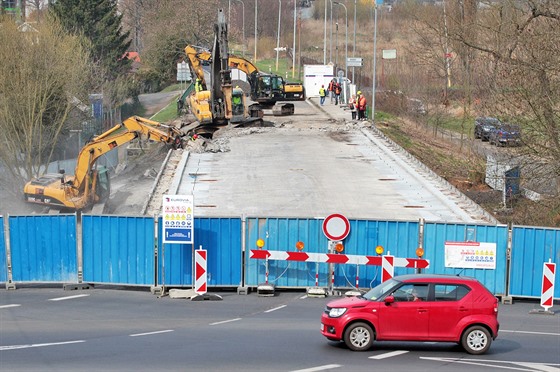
[{"x1": 384, "y1": 296, "x2": 395, "y2": 305}]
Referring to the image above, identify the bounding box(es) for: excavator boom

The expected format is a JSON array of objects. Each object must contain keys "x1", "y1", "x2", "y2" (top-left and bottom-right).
[
  {"x1": 23, "y1": 116, "x2": 186, "y2": 211},
  {"x1": 183, "y1": 9, "x2": 262, "y2": 131},
  {"x1": 186, "y1": 50, "x2": 304, "y2": 115}
]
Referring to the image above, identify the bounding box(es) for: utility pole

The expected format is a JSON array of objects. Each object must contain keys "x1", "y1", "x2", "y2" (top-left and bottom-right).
[
  {"x1": 353, "y1": 0, "x2": 356, "y2": 83},
  {"x1": 254, "y1": 0, "x2": 258, "y2": 62},
  {"x1": 323, "y1": 0, "x2": 327, "y2": 64},
  {"x1": 372, "y1": 3, "x2": 378, "y2": 122},
  {"x1": 292, "y1": 0, "x2": 296, "y2": 79},
  {"x1": 276, "y1": 0, "x2": 282, "y2": 71}
]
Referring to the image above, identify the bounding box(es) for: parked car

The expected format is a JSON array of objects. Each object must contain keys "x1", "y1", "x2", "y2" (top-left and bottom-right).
[
  {"x1": 320, "y1": 274, "x2": 499, "y2": 354},
  {"x1": 489, "y1": 123, "x2": 522, "y2": 146},
  {"x1": 474, "y1": 117, "x2": 501, "y2": 141}
]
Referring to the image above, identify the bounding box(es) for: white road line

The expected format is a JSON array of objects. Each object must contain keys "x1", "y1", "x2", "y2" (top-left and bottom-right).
[
  {"x1": 290, "y1": 364, "x2": 342, "y2": 372},
  {"x1": 265, "y1": 305, "x2": 287, "y2": 313},
  {"x1": 369, "y1": 350, "x2": 409, "y2": 359},
  {"x1": 0, "y1": 340, "x2": 85, "y2": 351},
  {"x1": 299, "y1": 295, "x2": 308, "y2": 299},
  {"x1": 421, "y1": 357, "x2": 560, "y2": 371},
  {"x1": 0, "y1": 304, "x2": 21, "y2": 309},
  {"x1": 501, "y1": 329, "x2": 560, "y2": 337},
  {"x1": 209, "y1": 318, "x2": 242, "y2": 326},
  {"x1": 48, "y1": 294, "x2": 90, "y2": 302},
  {"x1": 129, "y1": 330, "x2": 174, "y2": 337}
]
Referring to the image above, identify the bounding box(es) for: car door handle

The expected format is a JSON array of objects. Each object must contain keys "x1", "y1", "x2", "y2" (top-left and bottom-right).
[
  {"x1": 459, "y1": 307, "x2": 469, "y2": 312},
  {"x1": 417, "y1": 308, "x2": 428, "y2": 313}
]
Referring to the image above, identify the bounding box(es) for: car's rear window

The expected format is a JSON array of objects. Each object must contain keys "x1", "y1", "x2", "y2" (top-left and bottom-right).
[{"x1": 434, "y1": 284, "x2": 470, "y2": 301}]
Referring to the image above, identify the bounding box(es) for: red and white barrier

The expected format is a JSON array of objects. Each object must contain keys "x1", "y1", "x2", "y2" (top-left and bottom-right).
[
  {"x1": 194, "y1": 250, "x2": 207, "y2": 295},
  {"x1": 250, "y1": 249, "x2": 429, "y2": 269},
  {"x1": 540, "y1": 261, "x2": 556, "y2": 311},
  {"x1": 382, "y1": 255, "x2": 394, "y2": 282}
]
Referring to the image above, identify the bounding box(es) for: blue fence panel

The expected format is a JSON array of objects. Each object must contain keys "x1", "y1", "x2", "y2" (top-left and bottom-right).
[
  {"x1": 245, "y1": 218, "x2": 420, "y2": 289},
  {"x1": 158, "y1": 217, "x2": 242, "y2": 287},
  {"x1": 510, "y1": 226, "x2": 560, "y2": 298},
  {"x1": 9, "y1": 215, "x2": 77, "y2": 282},
  {"x1": 82, "y1": 215, "x2": 155, "y2": 285},
  {"x1": 0, "y1": 216, "x2": 6, "y2": 282},
  {"x1": 422, "y1": 222, "x2": 508, "y2": 295}
]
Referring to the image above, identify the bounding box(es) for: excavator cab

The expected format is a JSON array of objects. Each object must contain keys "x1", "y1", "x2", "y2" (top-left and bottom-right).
[{"x1": 94, "y1": 166, "x2": 111, "y2": 203}]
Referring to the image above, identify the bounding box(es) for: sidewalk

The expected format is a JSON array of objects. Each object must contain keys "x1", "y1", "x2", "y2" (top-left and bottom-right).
[{"x1": 307, "y1": 96, "x2": 364, "y2": 122}]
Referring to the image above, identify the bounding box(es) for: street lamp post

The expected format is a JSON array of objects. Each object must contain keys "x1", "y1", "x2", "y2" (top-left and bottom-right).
[
  {"x1": 235, "y1": 0, "x2": 245, "y2": 57},
  {"x1": 292, "y1": 0, "x2": 296, "y2": 79},
  {"x1": 276, "y1": 0, "x2": 282, "y2": 71},
  {"x1": 333, "y1": 1, "x2": 348, "y2": 81},
  {"x1": 254, "y1": 0, "x2": 258, "y2": 62},
  {"x1": 353, "y1": 0, "x2": 356, "y2": 83},
  {"x1": 329, "y1": 0, "x2": 333, "y2": 63},
  {"x1": 372, "y1": 3, "x2": 378, "y2": 122},
  {"x1": 323, "y1": 0, "x2": 327, "y2": 64},
  {"x1": 335, "y1": 22, "x2": 338, "y2": 66}
]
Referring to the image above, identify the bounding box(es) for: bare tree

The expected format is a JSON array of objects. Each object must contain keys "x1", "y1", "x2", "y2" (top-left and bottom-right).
[
  {"x1": 0, "y1": 16, "x2": 92, "y2": 194},
  {"x1": 453, "y1": 0, "x2": 560, "y2": 195}
]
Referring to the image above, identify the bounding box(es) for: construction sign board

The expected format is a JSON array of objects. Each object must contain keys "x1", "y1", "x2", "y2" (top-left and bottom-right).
[
  {"x1": 162, "y1": 195, "x2": 194, "y2": 244},
  {"x1": 444, "y1": 241, "x2": 496, "y2": 269}
]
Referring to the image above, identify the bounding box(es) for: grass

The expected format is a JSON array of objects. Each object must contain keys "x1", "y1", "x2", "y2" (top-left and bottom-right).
[
  {"x1": 151, "y1": 96, "x2": 181, "y2": 122},
  {"x1": 426, "y1": 114, "x2": 475, "y2": 136},
  {"x1": 254, "y1": 58, "x2": 302, "y2": 83},
  {"x1": 161, "y1": 83, "x2": 182, "y2": 92}
]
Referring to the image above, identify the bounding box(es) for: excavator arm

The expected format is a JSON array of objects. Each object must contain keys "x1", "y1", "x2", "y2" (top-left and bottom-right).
[
  {"x1": 23, "y1": 116, "x2": 186, "y2": 211},
  {"x1": 186, "y1": 49, "x2": 304, "y2": 114}
]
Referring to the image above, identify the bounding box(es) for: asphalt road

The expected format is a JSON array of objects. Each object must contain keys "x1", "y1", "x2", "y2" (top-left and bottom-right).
[{"x1": 1, "y1": 288, "x2": 559, "y2": 372}]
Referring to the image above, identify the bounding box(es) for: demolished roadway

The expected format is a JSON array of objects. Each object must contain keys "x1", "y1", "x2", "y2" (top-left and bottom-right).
[{"x1": 125, "y1": 97, "x2": 497, "y2": 225}]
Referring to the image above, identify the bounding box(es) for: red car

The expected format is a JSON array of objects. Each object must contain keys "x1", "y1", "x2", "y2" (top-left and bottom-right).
[{"x1": 321, "y1": 274, "x2": 499, "y2": 354}]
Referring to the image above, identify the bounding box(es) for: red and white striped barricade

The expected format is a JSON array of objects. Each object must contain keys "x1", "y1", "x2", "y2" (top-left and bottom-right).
[
  {"x1": 540, "y1": 261, "x2": 556, "y2": 312},
  {"x1": 194, "y1": 249, "x2": 207, "y2": 295}
]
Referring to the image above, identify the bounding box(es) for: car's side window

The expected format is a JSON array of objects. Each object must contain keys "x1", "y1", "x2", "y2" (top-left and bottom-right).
[
  {"x1": 392, "y1": 284, "x2": 429, "y2": 302},
  {"x1": 434, "y1": 284, "x2": 470, "y2": 301}
]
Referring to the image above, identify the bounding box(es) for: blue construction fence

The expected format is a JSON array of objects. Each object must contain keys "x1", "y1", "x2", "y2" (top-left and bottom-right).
[{"x1": 1, "y1": 214, "x2": 558, "y2": 300}]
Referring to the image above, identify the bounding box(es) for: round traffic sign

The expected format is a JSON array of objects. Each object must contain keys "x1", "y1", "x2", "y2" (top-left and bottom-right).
[{"x1": 322, "y1": 213, "x2": 350, "y2": 241}]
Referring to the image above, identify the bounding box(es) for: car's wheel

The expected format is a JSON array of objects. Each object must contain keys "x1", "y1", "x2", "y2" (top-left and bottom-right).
[
  {"x1": 344, "y1": 322, "x2": 374, "y2": 351},
  {"x1": 461, "y1": 325, "x2": 492, "y2": 355}
]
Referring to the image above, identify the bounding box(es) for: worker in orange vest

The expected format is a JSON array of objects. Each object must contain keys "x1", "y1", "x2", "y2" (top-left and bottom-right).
[
  {"x1": 328, "y1": 78, "x2": 336, "y2": 102},
  {"x1": 357, "y1": 91, "x2": 367, "y2": 120},
  {"x1": 333, "y1": 82, "x2": 342, "y2": 105}
]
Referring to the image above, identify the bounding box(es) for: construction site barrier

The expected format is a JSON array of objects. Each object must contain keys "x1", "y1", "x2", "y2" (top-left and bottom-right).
[{"x1": 1, "y1": 214, "x2": 558, "y2": 301}]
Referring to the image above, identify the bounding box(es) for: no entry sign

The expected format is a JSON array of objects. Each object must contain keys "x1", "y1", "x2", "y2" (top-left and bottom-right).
[{"x1": 322, "y1": 214, "x2": 350, "y2": 241}]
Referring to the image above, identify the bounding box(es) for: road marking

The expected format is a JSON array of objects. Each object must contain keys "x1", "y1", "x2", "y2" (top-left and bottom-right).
[
  {"x1": 48, "y1": 294, "x2": 90, "y2": 302},
  {"x1": 299, "y1": 295, "x2": 307, "y2": 299},
  {"x1": 369, "y1": 350, "x2": 409, "y2": 359},
  {"x1": 290, "y1": 364, "x2": 342, "y2": 372},
  {"x1": 0, "y1": 304, "x2": 21, "y2": 309},
  {"x1": 421, "y1": 357, "x2": 560, "y2": 371},
  {"x1": 265, "y1": 305, "x2": 287, "y2": 313},
  {"x1": 501, "y1": 329, "x2": 560, "y2": 337},
  {"x1": 130, "y1": 330, "x2": 174, "y2": 337},
  {"x1": 209, "y1": 318, "x2": 242, "y2": 326},
  {"x1": 0, "y1": 340, "x2": 85, "y2": 351}
]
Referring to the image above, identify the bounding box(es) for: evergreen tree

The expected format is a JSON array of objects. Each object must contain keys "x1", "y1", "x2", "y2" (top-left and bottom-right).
[{"x1": 50, "y1": 0, "x2": 131, "y2": 81}]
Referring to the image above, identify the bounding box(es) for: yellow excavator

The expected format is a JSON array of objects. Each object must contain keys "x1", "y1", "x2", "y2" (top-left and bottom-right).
[
  {"x1": 187, "y1": 49, "x2": 305, "y2": 116},
  {"x1": 23, "y1": 116, "x2": 187, "y2": 211},
  {"x1": 184, "y1": 9, "x2": 262, "y2": 131}
]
